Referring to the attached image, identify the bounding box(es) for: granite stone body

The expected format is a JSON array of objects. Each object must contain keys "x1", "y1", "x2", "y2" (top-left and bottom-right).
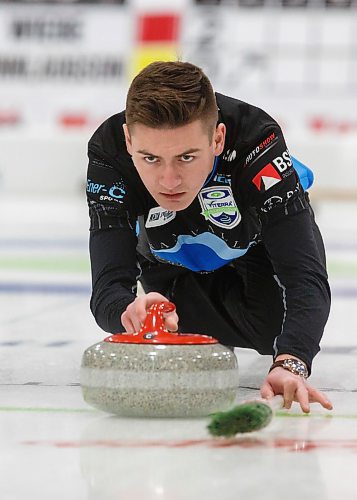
[{"x1": 80, "y1": 341, "x2": 239, "y2": 417}]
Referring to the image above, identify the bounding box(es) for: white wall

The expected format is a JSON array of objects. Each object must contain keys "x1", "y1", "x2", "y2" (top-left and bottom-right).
[
  {"x1": 0, "y1": 130, "x2": 88, "y2": 196},
  {"x1": 1, "y1": 130, "x2": 355, "y2": 197}
]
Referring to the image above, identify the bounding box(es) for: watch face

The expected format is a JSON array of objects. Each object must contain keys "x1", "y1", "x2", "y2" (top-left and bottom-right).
[
  {"x1": 269, "y1": 359, "x2": 308, "y2": 378},
  {"x1": 283, "y1": 359, "x2": 308, "y2": 378}
]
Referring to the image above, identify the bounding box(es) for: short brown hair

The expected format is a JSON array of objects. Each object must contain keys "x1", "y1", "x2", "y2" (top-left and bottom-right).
[{"x1": 125, "y1": 61, "x2": 218, "y2": 136}]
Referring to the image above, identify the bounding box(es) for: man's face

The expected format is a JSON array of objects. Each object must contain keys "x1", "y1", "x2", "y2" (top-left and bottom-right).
[{"x1": 123, "y1": 120, "x2": 226, "y2": 211}]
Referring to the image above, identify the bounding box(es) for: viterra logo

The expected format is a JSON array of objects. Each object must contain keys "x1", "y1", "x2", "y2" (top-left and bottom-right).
[{"x1": 198, "y1": 186, "x2": 241, "y2": 229}]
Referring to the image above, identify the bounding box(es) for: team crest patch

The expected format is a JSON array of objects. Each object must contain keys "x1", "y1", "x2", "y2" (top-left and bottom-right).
[
  {"x1": 145, "y1": 206, "x2": 176, "y2": 228},
  {"x1": 198, "y1": 186, "x2": 241, "y2": 229}
]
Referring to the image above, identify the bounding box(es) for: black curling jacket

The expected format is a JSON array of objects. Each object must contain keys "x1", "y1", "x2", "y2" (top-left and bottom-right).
[{"x1": 86, "y1": 93, "x2": 331, "y2": 372}]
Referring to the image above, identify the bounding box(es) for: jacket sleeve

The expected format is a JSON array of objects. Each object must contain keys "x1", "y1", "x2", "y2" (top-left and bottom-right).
[
  {"x1": 238, "y1": 126, "x2": 331, "y2": 373},
  {"x1": 87, "y1": 149, "x2": 141, "y2": 333}
]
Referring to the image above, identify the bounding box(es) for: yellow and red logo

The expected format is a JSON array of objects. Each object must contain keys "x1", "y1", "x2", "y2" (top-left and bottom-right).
[{"x1": 130, "y1": 13, "x2": 181, "y2": 79}]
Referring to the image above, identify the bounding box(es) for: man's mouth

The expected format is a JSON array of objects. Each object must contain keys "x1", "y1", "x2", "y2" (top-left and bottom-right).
[{"x1": 160, "y1": 192, "x2": 186, "y2": 200}]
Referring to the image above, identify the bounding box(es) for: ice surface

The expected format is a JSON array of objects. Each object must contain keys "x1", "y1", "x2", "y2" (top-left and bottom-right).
[{"x1": 1, "y1": 196, "x2": 357, "y2": 500}]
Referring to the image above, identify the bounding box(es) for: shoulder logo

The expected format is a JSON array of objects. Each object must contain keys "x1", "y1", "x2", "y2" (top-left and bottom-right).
[
  {"x1": 145, "y1": 206, "x2": 176, "y2": 228},
  {"x1": 223, "y1": 149, "x2": 237, "y2": 162},
  {"x1": 86, "y1": 179, "x2": 126, "y2": 203},
  {"x1": 252, "y1": 164, "x2": 282, "y2": 192},
  {"x1": 245, "y1": 132, "x2": 278, "y2": 165},
  {"x1": 198, "y1": 186, "x2": 241, "y2": 229}
]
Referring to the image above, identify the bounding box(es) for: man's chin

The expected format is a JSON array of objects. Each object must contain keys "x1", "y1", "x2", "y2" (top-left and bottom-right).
[{"x1": 160, "y1": 202, "x2": 189, "y2": 211}]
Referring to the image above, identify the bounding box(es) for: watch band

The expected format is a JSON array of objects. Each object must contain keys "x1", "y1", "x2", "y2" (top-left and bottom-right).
[{"x1": 269, "y1": 358, "x2": 308, "y2": 379}]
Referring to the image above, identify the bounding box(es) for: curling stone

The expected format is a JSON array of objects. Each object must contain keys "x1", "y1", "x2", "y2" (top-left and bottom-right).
[{"x1": 80, "y1": 301, "x2": 239, "y2": 417}]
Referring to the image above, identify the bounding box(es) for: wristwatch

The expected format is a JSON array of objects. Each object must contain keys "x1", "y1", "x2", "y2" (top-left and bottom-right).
[{"x1": 269, "y1": 358, "x2": 308, "y2": 379}]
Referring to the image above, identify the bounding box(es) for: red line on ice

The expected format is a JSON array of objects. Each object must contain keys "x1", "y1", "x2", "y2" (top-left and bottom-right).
[{"x1": 22, "y1": 438, "x2": 357, "y2": 452}]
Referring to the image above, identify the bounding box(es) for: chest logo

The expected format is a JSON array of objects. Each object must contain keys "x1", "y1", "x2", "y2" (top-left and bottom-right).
[
  {"x1": 145, "y1": 206, "x2": 176, "y2": 228},
  {"x1": 198, "y1": 186, "x2": 241, "y2": 229}
]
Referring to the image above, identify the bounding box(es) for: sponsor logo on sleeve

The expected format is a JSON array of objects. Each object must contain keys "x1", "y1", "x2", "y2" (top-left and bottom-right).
[
  {"x1": 108, "y1": 183, "x2": 126, "y2": 199},
  {"x1": 261, "y1": 184, "x2": 301, "y2": 213},
  {"x1": 145, "y1": 207, "x2": 176, "y2": 228},
  {"x1": 86, "y1": 180, "x2": 126, "y2": 203},
  {"x1": 86, "y1": 180, "x2": 105, "y2": 194},
  {"x1": 261, "y1": 196, "x2": 283, "y2": 212},
  {"x1": 271, "y1": 149, "x2": 293, "y2": 176},
  {"x1": 198, "y1": 186, "x2": 241, "y2": 229},
  {"x1": 252, "y1": 149, "x2": 294, "y2": 192},
  {"x1": 252, "y1": 164, "x2": 282, "y2": 192},
  {"x1": 223, "y1": 149, "x2": 237, "y2": 162},
  {"x1": 245, "y1": 132, "x2": 278, "y2": 165}
]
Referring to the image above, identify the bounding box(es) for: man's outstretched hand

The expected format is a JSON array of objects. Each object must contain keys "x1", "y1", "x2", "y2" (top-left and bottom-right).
[
  {"x1": 260, "y1": 366, "x2": 333, "y2": 413},
  {"x1": 121, "y1": 292, "x2": 179, "y2": 334}
]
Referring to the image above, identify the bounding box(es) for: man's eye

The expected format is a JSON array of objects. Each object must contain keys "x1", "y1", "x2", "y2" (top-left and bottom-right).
[
  {"x1": 144, "y1": 156, "x2": 158, "y2": 163},
  {"x1": 181, "y1": 155, "x2": 194, "y2": 162}
]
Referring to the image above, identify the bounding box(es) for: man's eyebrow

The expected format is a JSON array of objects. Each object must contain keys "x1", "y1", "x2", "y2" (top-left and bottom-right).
[
  {"x1": 136, "y1": 148, "x2": 202, "y2": 157},
  {"x1": 177, "y1": 148, "x2": 202, "y2": 156},
  {"x1": 137, "y1": 149, "x2": 156, "y2": 156}
]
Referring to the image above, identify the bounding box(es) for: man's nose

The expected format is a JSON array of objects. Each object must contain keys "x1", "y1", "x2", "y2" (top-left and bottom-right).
[{"x1": 159, "y1": 165, "x2": 182, "y2": 191}]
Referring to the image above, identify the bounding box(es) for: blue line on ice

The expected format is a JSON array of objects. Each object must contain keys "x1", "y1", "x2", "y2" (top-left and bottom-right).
[{"x1": 0, "y1": 282, "x2": 356, "y2": 297}]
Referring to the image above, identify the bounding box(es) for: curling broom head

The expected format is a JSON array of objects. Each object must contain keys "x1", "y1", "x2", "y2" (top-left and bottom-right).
[{"x1": 207, "y1": 400, "x2": 273, "y2": 437}]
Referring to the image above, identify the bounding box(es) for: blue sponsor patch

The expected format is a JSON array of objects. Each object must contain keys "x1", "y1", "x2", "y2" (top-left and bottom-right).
[{"x1": 87, "y1": 179, "x2": 126, "y2": 202}]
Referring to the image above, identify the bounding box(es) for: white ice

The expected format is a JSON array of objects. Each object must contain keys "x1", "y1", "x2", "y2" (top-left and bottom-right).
[{"x1": 1, "y1": 196, "x2": 357, "y2": 500}]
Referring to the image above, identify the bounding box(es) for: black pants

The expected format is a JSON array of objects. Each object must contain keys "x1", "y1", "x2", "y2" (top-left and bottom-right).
[{"x1": 139, "y1": 243, "x2": 284, "y2": 356}]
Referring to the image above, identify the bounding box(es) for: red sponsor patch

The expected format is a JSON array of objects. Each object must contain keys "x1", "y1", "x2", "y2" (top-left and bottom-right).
[{"x1": 252, "y1": 163, "x2": 282, "y2": 192}]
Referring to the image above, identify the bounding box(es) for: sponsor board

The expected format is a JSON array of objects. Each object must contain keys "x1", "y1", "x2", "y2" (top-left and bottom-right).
[
  {"x1": 0, "y1": 6, "x2": 129, "y2": 129},
  {"x1": 10, "y1": 18, "x2": 83, "y2": 41},
  {"x1": 198, "y1": 186, "x2": 241, "y2": 229},
  {"x1": 0, "y1": 55, "x2": 124, "y2": 80}
]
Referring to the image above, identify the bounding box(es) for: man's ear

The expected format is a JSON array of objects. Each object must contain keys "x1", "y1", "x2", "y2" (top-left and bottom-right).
[
  {"x1": 213, "y1": 123, "x2": 226, "y2": 156},
  {"x1": 123, "y1": 124, "x2": 132, "y2": 155}
]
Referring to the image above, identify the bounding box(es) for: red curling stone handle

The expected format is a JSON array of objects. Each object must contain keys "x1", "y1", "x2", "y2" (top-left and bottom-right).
[{"x1": 104, "y1": 301, "x2": 218, "y2": 345}]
